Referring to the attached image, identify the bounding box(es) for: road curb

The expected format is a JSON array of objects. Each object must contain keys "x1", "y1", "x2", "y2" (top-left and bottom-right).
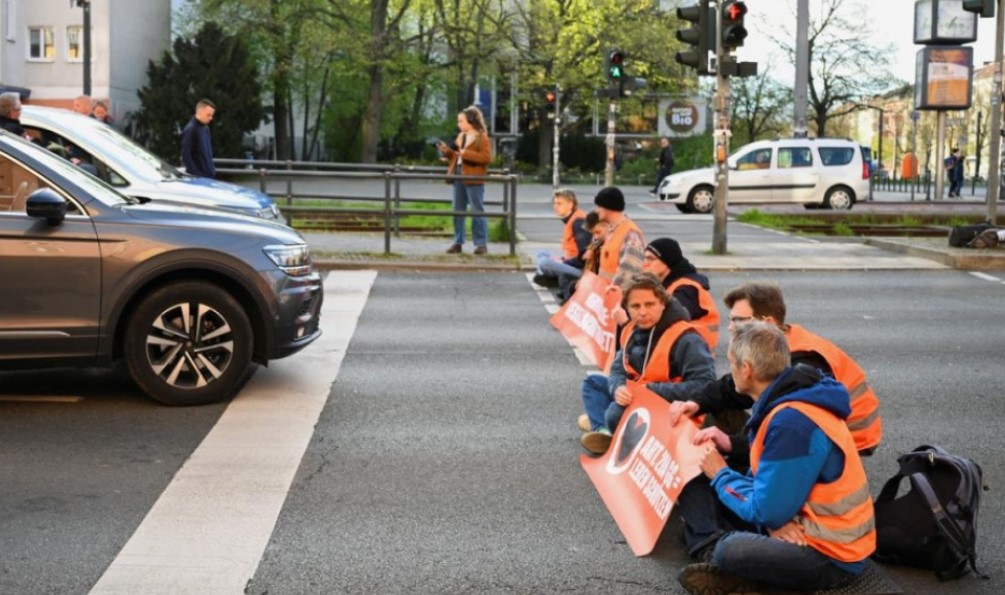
[{"x1": 865, "y1": 238, "x2": 1005, "y2": 270}]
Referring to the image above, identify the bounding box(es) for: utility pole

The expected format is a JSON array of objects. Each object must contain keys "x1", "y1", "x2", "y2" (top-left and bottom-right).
[
  {"x1": 793, "y1": 0, "x2": 810, "y2": 138},
  {"x1": 987, "y1": 0, "x2": 1004, "y2": 222},
  {"x1": 604, "y1": 99, "x2": 617, "y2": 187},
  {"x1": 552, "y1": 84, "x2": 562, "y2": 188},
  {"x1": 712, "y1": 1, "x2": 731, "y2": 255},
  {"x1": 75, "y1": 0, "x2": 92, "y2": 95}
]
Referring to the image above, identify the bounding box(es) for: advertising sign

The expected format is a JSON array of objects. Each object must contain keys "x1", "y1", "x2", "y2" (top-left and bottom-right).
[
  {"x1": 580, "y1": 383, "x2": 705, "y2": 556},
  {"x1": 658, "y1": 97, "x2": 708, "y2": 138},
  {"x1": 915, "y1": 46, "x2": 973, "y2": 110}
]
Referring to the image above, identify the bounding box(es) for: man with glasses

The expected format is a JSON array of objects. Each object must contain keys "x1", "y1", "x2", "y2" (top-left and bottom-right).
[{"x1": 669, "y1": 282, "x2": 883, "y2": 456}]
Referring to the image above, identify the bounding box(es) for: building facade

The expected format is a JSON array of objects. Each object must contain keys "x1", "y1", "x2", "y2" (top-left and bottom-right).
[{"x1": 0, "y1": 0, "x2": 170, "y2": 122}]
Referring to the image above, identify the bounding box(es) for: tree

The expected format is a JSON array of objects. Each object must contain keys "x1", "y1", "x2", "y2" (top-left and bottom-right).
[
  {"x1": 771, "y1": 0, "x2": 899, "y2": 137},
  {"x1": 730, "y1": 68, "x2": 792, "y2": 146},
  {"x1": 133, "y1": 22, "x2": 265, "y2": 161}
]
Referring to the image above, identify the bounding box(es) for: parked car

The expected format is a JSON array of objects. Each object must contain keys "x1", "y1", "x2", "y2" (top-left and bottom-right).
[
  {"x1": 19, "y1": 105, "x2": 283, "y2": 222},
  {"x1": 0, "y1": 131, "x2": 322, "y2": 405},
  {"x1": 657, "y1": 137, "x2": 869, "y2": 213}
]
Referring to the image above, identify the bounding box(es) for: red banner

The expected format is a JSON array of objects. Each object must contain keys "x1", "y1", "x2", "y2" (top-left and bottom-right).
[
  {"x1": 581, "y1": 383, "x2": 706, "y2": 556},
  {"x1": 549, "y1": 271, "x2": 620, "y2": 368}
]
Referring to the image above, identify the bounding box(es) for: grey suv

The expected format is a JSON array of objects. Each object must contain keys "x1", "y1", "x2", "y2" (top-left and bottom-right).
[{"x1": 0, "y1": 132, "x2": 322, "y2": 405}]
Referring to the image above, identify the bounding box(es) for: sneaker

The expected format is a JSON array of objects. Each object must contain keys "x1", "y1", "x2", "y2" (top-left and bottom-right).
[
  {"x1": 677, "y1": 563, "x2": 760, "y2": 595},
  {"x1": 581, "y1": 428, "x2": 613, "y2": 454},
  {"x1": 577, "y1": 413, "x2": 591, "y2": 432},
  {"x1": 446, "y1": 244, "x2": 462, "y2": 254},
  {"x1": 532, "y1": 273, "x2": 560, "y2": 288},
  {"x1": 969, "y1": 228, "x2": 1001, "y2": 249},
  {"x1": 648, "y1": 190, "x2": 657, "y2": 196},
  {"x1": 474, "y1": 245, "x2": 487, "y2": 255}
]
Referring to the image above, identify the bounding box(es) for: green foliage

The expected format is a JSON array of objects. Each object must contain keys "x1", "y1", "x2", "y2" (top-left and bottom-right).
[
  {"x1": 133, "y1": 22, "x2": 265, "y2": 161},
  {"x1": 831, "y1": 222, "x2": 855, "y2": 236}
]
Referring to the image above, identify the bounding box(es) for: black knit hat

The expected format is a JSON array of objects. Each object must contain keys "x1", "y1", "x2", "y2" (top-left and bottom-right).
[
  {"x1": 594, "y1": 186, "x2": 625, "y2": 212},
  {"x1": 646, "y1": 237, "x2": 683, "y2": 269}
]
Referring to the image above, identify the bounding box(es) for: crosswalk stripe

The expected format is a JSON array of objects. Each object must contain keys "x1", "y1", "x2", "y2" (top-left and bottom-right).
[{"x1": 89, "y1": 271, "x2": 377, "y2": 595}]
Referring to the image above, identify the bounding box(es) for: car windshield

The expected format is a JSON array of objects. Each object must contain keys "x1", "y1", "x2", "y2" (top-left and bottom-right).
[
  {"x1": 84, "y1": 122, "x2": 186, "y2": 181},
  {"x1": 1, "y1": 135, "x2": 135, "y2": 206}
]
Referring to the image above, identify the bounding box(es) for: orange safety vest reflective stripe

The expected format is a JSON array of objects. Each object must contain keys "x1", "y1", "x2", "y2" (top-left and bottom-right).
[
  {"x1": 785, "y1": 324, "x2": 883, "y2": 452},
  {"x1": 561, "y1": 209, "x2": 587, "y2": 259},
  {"x1": 599, "y1": 218, "x2": 643, "y2": 280},
  {"x1": 751, "y1": 401, "x2": 876, "y2": 563},
  {"x1": 618, "y1": 319, "x2": 702, "y2": 383},
  {"x1": 666, "y1": 277, "x2": 721, "y2": 350}
]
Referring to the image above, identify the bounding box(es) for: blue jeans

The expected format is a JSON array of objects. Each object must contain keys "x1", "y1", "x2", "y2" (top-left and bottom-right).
[
  {"x1": 581, "y1": 374, "x2": 626, "y2": 432},
  {"x1": 535, "y1": 250, "x2": 584, "y2": 279},
  {"x1": 452, "y1": 182, "x2": 487, "y2": 247},
  {"x1": 677, "y1": 476, "x2": 854, "y2": 591}
]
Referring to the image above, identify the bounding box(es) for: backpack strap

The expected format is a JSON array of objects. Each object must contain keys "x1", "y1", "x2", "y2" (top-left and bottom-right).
[{"x1": 909, "y1": 472, "x2": 988, "y2": 580}]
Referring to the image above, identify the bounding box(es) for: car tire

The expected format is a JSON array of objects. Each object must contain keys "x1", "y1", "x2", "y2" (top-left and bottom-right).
[
  {"x1": 824, "y1": 186, "x2": 855, "y2": 210},
  {"x1": 124, "y1": 281, "x2": 253, "y2": 406},
  {"x1": 686, "y1": 185, "x2": 715, "y2": 214}
]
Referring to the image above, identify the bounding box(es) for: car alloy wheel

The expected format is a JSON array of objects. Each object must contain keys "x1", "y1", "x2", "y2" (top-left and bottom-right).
[
  {"x1": 825, "y1": 186, "x2": 854, "y2": 210},
  {"x1": 687, "y1": 186, "x2": 715, "y2": 214}
]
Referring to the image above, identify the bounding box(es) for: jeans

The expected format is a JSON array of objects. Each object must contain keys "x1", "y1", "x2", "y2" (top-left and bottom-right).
[
  {"x1": 535, "y1": 251, "x2": 584, "y2": 279},
  {"x1": 581, "y1": 373, "x2": 626, "y2": 432},
  {"x1": 676, "y1": 476, "x2": 855, "y2": 592},
  {"x1": 452, "y1": 182, "x2": 487, "y2": 247}
]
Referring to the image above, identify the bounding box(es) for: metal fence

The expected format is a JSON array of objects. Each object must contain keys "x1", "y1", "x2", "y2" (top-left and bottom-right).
[
  {"x1": 870, "y1": 171, "x2": 987, "y2": 200},
  {"x1": 215, "y1": 159, "x2": 519, "y2": 256}
]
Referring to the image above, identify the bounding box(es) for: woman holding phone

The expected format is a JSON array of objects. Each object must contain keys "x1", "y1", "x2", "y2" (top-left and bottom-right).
[{"x1": 437, "y1": 106, "x2": 493, "y2": 254}]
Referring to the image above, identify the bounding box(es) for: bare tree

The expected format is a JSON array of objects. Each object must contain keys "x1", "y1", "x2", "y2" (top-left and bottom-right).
[{"x1": 730, "y1": 67, "x2": 792, "y2": 145}]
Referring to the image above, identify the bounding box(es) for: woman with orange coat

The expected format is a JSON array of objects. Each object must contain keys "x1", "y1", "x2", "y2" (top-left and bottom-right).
[{"x1": 437, "y1": 106, "x2": 493, "y2": 255}]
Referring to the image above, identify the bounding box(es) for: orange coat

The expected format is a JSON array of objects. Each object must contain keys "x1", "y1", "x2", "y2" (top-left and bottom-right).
[
  {"x1": 561, "y1": 209, "x2": 587, "y2": 259},
  {"x1": 785, "y1": 324, "x2": 883, "y2": 452},
  {"x1": 667, "y1": 277, "x2": 720, "y2": 349},
  {"x1": 442, "y1": 132, "x2": 492, "y2": 185},
  {"x1": 618, "y1": 320, "x2": 705, "y2": 382},
  {"x1": 751, "y1": 401, "x2": 876, "y2": 563},
  {"x1": 599, "y1": 219, "x2": 643, "y2": 280}
]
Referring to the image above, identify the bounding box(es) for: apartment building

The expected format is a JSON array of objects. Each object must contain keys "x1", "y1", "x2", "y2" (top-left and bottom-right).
[{"x1": 0, "y1": 0, "x2": 170, "y2": 122}]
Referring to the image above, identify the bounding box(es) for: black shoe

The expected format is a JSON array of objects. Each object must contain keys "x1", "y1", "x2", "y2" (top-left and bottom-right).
[
  {"x1": 446, "y1": 243, "x2": 462, "y2": 254},
  {"x1": 473, "y1": 245, "x2": 487, "y2": 255},
  {"x1": 648, "y1": 190, "x2": 657, "y2": 196},
  {"x1": 532, "y1": 274, "x2": 559, "y2": 288},
  {"x1": 677, "y1": 563, "x2": 759, "y2": 595}
]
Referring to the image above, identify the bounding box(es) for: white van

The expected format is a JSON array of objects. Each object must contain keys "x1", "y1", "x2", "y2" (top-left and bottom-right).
[{"x1": 656, "y1": 138, "x2": 870, "y2": 213}]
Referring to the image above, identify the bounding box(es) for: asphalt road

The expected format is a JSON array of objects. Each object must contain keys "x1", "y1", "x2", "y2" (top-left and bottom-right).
[{"x1": 1, "y1": 269, "x2": 1003, "y2": 594}]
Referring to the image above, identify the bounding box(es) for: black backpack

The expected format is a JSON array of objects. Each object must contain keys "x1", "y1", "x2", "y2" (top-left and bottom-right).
[
  {"x1": 873, "y1": 444, "x2": 989, "y2": 580},
  {"x1": 948, "y1": 223, "x2": 995, "y2": 247}
]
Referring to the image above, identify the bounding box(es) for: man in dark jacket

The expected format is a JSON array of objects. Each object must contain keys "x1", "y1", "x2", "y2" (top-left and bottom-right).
[
  {"x1": 0, "y1": 92, "x2": 31, "y2": 140},
  {"x1": 181, "y1": 99, "x2": 217, "y2": 178},
  {"x1": 650, "y1": 137, "x2": 674, "y2": 195},
  {"x1": 579, "y1": 273, "x2": 716, "y2": 454}
]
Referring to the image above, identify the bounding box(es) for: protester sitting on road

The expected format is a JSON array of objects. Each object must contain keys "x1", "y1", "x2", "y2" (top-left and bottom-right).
[
  {"x1": 580, "y1": 211, "x2": 608, "y2": 277},
  {"x1": 533, "y1": 188, "x2": 589, "y2": 291},
  {"x1": 593, "y1": 186, "x2": 645, "y2": 287},
  {"x1": 669, "y1": 282, "x2": 882, "y2": 455},
  {"x1": 675, "y1": 321, "x2": 876, "y2": 594},
  {"x1": 579, "y1": 273, "x2": 716, "y2": 455},
  {"x1": 641, "y1": 238, "x2": 720, "y2": 349}
]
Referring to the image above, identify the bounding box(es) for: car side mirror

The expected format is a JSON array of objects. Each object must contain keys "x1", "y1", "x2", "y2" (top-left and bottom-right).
[{"x1": 25, "y1": 188, "x2": 68, "y2": 226}]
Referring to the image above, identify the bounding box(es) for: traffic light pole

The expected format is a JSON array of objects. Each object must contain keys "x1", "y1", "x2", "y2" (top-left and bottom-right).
[
  {"x1": 986, "y1": 0, "x2": 1003, "y2": 223},
  {"x1": 712, "y1": 3, "x2": 730, "y2": 255},
  {"x1": 604, "y1": 99, "x2": 617, "y2": 187},
  {"x1": 553, "y1": 84, "x2": 562, "y2": 189}
]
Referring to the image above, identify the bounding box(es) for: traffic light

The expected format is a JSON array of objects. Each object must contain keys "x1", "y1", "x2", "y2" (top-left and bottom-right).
[
  {"x1": 606, "y1": 49, "x2": 625, "y2": 83},
  {"x1": 545, "y1": 89, "x2": 557, "y2": 118},
  {"x1": 676, "y1": 0, "x2": 713, "y2": 76},
  {"x1": 721, "y1": 0, "x2": 748, "y2": 50},
  {"x1": 963, "y1": 0, "x2": 994, "y2": 18}
]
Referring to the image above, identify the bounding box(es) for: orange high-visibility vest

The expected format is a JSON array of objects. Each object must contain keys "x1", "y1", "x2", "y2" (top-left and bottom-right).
[
  {"x1": 618, "y1": 320, "x2": 703, "y2": 382},
  {"x1": 599, "y1": 218, "x2": 643, "y2": 280},
  {"x1": 667, "y1": 277, "x2": 721, "y2": 349},
  {"x1": 561, "y1": 209, "x2": 587, "y2": 259},
  {"x1": 751, "y1": 401, "x2": 876, "y2": 563},
  {"x1": 785, "y1": 324, "x2": 882, "y2": 452}
]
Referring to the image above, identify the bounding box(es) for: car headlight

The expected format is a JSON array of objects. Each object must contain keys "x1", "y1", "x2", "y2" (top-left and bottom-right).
[
  {"x1": 264, "y1": 244, "x2": 313, "y2": 276},
  {"x1": 257, "y1": 204, "x2": 281, "y2": 220}
]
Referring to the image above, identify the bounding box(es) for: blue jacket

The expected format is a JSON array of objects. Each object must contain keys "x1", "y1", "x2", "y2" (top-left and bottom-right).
[
  {"x1": 181, "y1": 118, "x2": 215, "y2": 178},
  {"x1": 710, "y1": 364, "x2": 864, "y2": 572}
]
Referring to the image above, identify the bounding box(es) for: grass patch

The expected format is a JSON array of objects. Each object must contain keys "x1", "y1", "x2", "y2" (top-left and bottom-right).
[{"x1": 287, "y1": 198, "x2": 509, "y2": 238}]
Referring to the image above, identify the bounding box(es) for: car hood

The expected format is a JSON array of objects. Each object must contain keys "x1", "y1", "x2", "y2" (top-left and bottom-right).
[
  {"x1": 665, "y1": 167, "x2": 715, "y2": 184},
  {"x1": 119, "y1": 201, "x2": 301, "y2": 243},
  {"x1": 172, "y1": 176, "x2": 275, "y2": 208}
]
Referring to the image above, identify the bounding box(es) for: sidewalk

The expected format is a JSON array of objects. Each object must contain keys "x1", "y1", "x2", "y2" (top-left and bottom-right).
[{"x1": 303, "y1": 230, "x2": 1005, "y2": 272}]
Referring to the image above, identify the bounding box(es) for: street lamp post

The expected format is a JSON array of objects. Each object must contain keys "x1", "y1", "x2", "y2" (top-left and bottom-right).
[{"x1": 73, "y1": 0, "x2": 91, "y2": 95}]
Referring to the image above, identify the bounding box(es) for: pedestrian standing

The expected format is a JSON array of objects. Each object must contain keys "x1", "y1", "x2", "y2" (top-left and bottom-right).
[
  {"x1": 437, "y1": 106, "x2": 492, "y2": 255},
  {"x1": 181, "y1": 99, "x2": 217, "y2": 179},
  {"x1": 650, "y1": 137, "x2": 674, "y2": 195},
  {"x1": 945, "y1": 147, "x2": 963, "y2": 198}
]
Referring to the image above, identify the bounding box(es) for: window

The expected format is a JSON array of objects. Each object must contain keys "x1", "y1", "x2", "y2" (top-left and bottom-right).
[
  {"x1": 66, "y1": 26, "x2": 82, "y2": 62},
  {"x1": 818, "y1": 147, "x2": 855, "y2": 166},
  {"x1": 736, "y1": 148, "x2": 772, "y2": 171},
  {"x1": 27, "y1": 26, "x2": 55, "y2": 61},
  {"x1": 778, "y1": 147, "x2": 813, "y2": 169}
]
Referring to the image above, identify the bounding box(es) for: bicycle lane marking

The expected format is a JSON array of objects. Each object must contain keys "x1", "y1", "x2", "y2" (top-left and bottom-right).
[{"x1": 89, "y1": 270, "x2": 377, "y2": 595}]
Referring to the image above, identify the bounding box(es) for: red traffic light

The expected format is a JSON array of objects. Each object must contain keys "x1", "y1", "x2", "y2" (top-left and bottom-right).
[
  {"x1": 726, "y1": 1, "x2": 747, "y2": 21},
  {"x1": 545, "y1": 91, "x2": 556, "y2": 103}
]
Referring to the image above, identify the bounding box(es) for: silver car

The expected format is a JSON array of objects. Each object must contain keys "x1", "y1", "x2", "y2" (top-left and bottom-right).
[{"x1": 19, "y1": 105, "x2": 282, "y2": 221}]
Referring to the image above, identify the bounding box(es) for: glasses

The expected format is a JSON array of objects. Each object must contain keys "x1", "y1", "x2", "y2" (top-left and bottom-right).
[{"x1": 728, "y1": 315, "x2": 754, "y2": 324}]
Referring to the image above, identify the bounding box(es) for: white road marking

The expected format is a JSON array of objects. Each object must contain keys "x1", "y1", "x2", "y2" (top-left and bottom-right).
[
  {"x1": 89, "y1": 271, "x2": 377, "y2": 595},
  {"x1": 526, "y1": 273, "x2": 599, "y2": 371},
  {"x1": 969, "y1": 271, "x2": 1001, "y2": 282}
]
